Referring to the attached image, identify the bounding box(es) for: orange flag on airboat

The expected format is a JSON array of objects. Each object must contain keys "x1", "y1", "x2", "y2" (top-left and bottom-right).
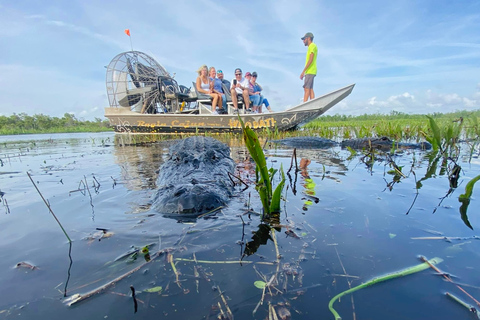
[{"x1": 124, "y1": 29, "x2": 130, "y2": 36}]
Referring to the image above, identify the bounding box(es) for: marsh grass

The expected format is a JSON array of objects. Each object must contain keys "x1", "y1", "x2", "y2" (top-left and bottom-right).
[{"x1": 304, "y1": 110, "x2": 480, "y2": 141}]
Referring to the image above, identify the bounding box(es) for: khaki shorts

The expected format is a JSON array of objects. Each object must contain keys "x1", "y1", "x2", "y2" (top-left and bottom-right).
[{"x1": 303, "y1": 74, "x2": 315, "y2": 89}]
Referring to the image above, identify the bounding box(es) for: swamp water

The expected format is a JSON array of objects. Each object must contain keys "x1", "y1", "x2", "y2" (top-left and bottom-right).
[{"x1": 0, "y1": 132, "x2": 479, "y2": 320}]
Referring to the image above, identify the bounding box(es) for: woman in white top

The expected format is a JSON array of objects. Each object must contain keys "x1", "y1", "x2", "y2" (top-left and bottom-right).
[{"x1": 196, "y1": 65, "x2": 221, "y2": 113}]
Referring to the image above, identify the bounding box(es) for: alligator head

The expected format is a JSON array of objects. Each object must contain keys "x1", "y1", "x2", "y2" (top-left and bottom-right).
[{"x1": 151, "y1": 136, "x2": 235, "y2": 216}]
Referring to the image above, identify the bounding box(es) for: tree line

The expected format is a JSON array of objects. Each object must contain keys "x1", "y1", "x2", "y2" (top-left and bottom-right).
[{"x1": 0, "y1": 113, "x2": 111, "y2": 135}]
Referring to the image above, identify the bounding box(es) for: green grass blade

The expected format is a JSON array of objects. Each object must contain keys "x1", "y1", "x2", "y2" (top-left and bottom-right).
[
  {"x1": 270, "y1": 164, "x2": 285, "y2": 213},
  {"x1": 328, "y1": 257, "x2": 443, "y2": 320}
]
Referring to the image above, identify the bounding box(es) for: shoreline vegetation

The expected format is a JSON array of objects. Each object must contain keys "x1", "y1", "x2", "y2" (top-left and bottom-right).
[
  {"x1": 0, "y1": 110, "x2": 479, "y2": 139},
  {"x1": 0, "y1": 113, "x2": 111, "y2": 135}
]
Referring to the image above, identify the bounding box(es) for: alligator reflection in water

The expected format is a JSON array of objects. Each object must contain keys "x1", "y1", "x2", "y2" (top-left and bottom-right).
[
  {"x1": 113, "y1": 141, "x2": 171, "y2": 191},
  {"x1": 152, "y1": 136, "x2": 235, "y2": 216}
]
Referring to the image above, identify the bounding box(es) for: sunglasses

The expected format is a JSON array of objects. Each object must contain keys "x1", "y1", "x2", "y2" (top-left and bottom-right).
[{"x1": 235, "y1": 73, "x2": 242, "y2": 76}]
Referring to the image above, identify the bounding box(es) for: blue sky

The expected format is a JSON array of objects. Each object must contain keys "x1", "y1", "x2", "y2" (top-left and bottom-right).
[{"x1": 1, "y1": 0, "x2": 479, "y2": 120}]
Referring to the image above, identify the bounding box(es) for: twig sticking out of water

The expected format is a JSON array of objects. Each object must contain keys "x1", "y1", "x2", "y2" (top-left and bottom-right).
[
  {"x1": 420, "y1": 256, "x2": 480, "y2": 308},
  {"x1": 92, "y1": 175, "x2": 101, "y2": 193},
  {"x1": 84, "y1": 176, "x2": 94, "y2": 209},
  {"x1": 334, "y1": 246, "x2": 357, "y2": 320},
  {"x1": 27, "y1": 172, "x2": 71, "y2": 243},
  {"x1": 130, "y1": 286, "x2": 138, "y2": 313},
  {"x1": 0, "y1": 190, "x2": 10, "y2": 214},
  {"x1": 228, "y1": 171, "x2": 249, "y2": 191},
  {"x1": 287, "y1": 148, "x2": 298, "y2": 174},
  {"x1": 405, "y1": 171, "x2": 419, "y2": 215}
]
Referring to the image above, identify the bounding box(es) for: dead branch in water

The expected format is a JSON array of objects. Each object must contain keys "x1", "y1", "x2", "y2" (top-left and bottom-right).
[
  {"x1": 27, "y1": 172, "x2": 71, "y2": 243},
  {"x1": 64, "y1": 249, "x2": 171, "y2": 306}
]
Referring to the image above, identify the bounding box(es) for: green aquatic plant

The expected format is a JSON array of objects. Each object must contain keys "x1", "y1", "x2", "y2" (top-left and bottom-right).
[
  {"x1": 238, "y1": 115, "x2": 286, "y2": 216},
  {"x1": 458, "y1": 174, "x2": 480, "y2": 230},
  {"x1": 328, "y1": 257, "x2": 443, "y2": 320}
]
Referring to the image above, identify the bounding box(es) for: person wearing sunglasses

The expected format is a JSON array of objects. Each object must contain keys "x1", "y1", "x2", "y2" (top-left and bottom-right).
[
  {"x1": 230, "y1": 68, "x2": 250, "y2": 112},
  {"x1": 249, "y1": 72, "x2": 272, "y2": 113}
]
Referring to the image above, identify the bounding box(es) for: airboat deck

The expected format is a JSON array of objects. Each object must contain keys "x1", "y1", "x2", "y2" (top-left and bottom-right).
[{"x1": 105, "y1": 51, "x2": 355, "y2": 133}]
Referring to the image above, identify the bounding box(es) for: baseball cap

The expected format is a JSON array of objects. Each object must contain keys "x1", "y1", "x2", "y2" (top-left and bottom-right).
[
  {"x1": 252, "y1": 71, "x2": 258, "y2": 77},
  {"x1": 301, "y1": 32, "x2": 314, "y2": 40},
  {"x1": 235, "y1": 68, "x2": 242, "y2": 74},
  {"x1": 217, "y1": 70, "x2": 223, "y2": 74},
  {"x1": 245, "y1": 72, "x2": 252, "y2": 77}
]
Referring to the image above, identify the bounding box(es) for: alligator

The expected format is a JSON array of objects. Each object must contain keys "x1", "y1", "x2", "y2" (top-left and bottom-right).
[
  {"x1": 152, "y1": 136, "x2": 235, "y2": 216},
  {"x1": 273, "y1": 136, "x2": 431, "y2": 151},
  {"x1": 341, "y1": 136, "x2": 432, "y2": 151}
]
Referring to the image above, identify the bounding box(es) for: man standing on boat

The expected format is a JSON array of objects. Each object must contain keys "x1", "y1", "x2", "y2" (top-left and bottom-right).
[{"x1": 300, "y1": 32, "x2": 318, "y2": 102}]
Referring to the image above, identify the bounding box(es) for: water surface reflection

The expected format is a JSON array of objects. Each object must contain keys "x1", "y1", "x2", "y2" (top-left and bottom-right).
[{"x1": 0, "y1": 132, "x2": 479, "y2": 320}]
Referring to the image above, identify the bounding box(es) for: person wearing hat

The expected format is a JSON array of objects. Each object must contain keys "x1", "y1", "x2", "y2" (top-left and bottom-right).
[
  {"x1": 300, "y1": 32, "x2": 318, "y2": 102},
  {"x1": 250, "y1": 72, "x2": 272, "y2": 113},
  {"x1": 216, "y1": 70, "x2": 230, "y2": 92},
  {"x1": 245, "y1": 71, "x2": 261, "y2": 112},
  {"x1": 230, "y1": 68, "x2": 250, "y2": 112}
]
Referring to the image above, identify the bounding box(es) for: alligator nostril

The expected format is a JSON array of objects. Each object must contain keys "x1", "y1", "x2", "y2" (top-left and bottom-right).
[{"x1": 193, "y1": 158, "x2": 200, "y2": 169}]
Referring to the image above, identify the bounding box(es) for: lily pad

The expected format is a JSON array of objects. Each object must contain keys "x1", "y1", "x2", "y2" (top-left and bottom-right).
[
  {"x1": 254, "y1": 281, "x2": 266, "y2": 289},
  {"x1": 143, "y1": 286, "x2": 163, "y2": 293}
]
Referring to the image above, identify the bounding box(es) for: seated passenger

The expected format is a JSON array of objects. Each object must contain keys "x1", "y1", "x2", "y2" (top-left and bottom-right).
[
  {"x1": 209, "y1": 67, "x2": 226, "y2": 113},
  {"x1": 245, "y1": 72, "x2": 261, "y2": 113},
  {"x1": 217, "y1": 70, "x2": 230, "y2": 91},
  {"x1": 251, "y1": 71, "x2": 272, "y2": 113},
  {"x1": 230, "y1": 68, "x2": 250, "y2": 111},
  {"x1": 196, "y1": 65, "x2": 222, "y2": 114}
]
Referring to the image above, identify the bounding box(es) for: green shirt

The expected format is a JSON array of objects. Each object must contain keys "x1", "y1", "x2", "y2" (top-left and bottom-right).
[{"x1": 305, "y1": 42, "x2": 318, "y2": 75}]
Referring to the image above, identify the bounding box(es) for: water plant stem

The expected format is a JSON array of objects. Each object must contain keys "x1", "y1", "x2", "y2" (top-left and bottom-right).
[
  {"x1": 328, "y1": 257, "x2": 443, "y2": 320},
  {"x1": 174, "y1": 258, "x2": 274, "y2": 265},
  {"x1": 446, "y1": 292, "x2": 479, "y2": 318},
  {"x1": 27, "y1": 172, "x2": 72, "y2": 243}
]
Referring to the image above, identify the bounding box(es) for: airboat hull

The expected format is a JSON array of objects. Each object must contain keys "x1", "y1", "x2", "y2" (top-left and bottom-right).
[{"x1": 105, "y1": 84, "x2": 355, "y2": 134}]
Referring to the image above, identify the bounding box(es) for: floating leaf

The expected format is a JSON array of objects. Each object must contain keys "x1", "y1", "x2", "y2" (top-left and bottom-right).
[
  {"x1": 143, "y1": 286, "x2": 163, "y2": 293},
  {"x1": 389, "y1": 233, "x2": 397, "y2": 239},
  {"x1": 254, "y1": 281, "x2": 266, "y2": 289}
]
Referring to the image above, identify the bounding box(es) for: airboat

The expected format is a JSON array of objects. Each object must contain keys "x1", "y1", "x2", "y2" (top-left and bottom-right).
[{"x1": 105, "y1": 51, "x2": 355, "y2": 133}]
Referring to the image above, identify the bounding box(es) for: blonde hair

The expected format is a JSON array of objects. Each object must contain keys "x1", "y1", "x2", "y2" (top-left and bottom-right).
[
  {"x1": 197, "y1": 65, "x2": 208, "y2": 76},
  {"x1": 209, "y1": 67, "x2": 216, "y2": 74}
]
